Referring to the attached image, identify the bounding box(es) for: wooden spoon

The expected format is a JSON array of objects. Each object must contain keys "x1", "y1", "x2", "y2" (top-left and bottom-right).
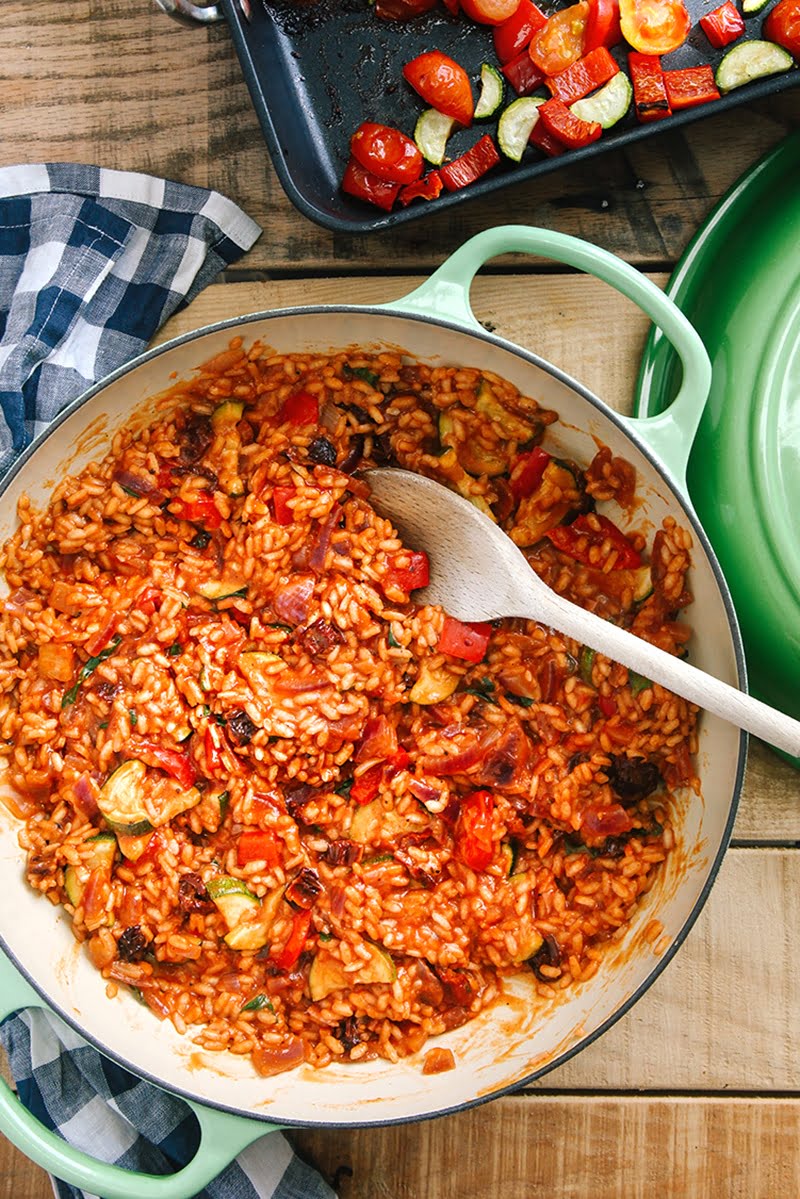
[{"x1": 367, "y1": 467, "x2": 800, "y2": 757}]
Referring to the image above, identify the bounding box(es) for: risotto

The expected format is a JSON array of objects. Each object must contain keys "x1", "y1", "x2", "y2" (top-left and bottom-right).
[{"x1": 0, "y1": 340, "x2": 697, "y2": 1076}]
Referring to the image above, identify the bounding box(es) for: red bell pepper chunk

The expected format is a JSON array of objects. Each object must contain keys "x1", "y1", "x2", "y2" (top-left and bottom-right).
[
  {"x1": 699, "y1": 0, "x2": 744, "y2": 48},
  {"x1": 664, "y1": 65, "x2": 720, "y2": 110},
  {"x1": 493, "y1": 0, "x2": 548, "y2": 62},
  {"x1": 529, "y1": 120, "x2": 566, "y2": 156},
  {"x1": 278, "y1": 390, "x2": 319, "y2": 426},
  {"x1": 237, "y1": 829, "x2": 282, "y2": 868},
  {"x1": 546, "y1": 46, "x2": 619, "y2": 104},
  {"x1": 129, "y1": 740, "x2": 197, "y2": 789},
  {"x1": 584, "y1": 0, "x2": 622, "y2": 50},
  {"x1": 439, "y1": 135, "x2": 501, "y2": 192},
  {"x1": 456, "y1": 789, "x2": 495, "y2": 872},
  {"x1": 138, "y1": 585, "x2": 163, "y2": 617},
  {"x1": 510, "y1": 446, "x2": 551, "y2": 500},
  {"x1": 342, "y1": 156, "x2": 402, "y2": 212},
  {"x1": 438, "y1": 615, "x2": 492, "y2": 663},
  {"x1": 272, "y1": 485, "x2": 296, "y2": 526},
  {"x1": 545, "y1": 513, "x2": 642, "y2": 569},
  {"x1": 398, "y1": 170, "x2": 443, "y2": 207},
  {"x1": 538, "y1": 97, "x2": 602, "y2": 148},
  {"x1": 628, "y1": 52, "x2": 671, "y2": 123},
  {"x1": 273, "y1": 908, "x2": 313, "y2": 971},
  {"x1": 501, "y1": 48, "x2": 546, "y2": 94},
  {"x1": 172, "y1": 491, "x2": 222, "y2": 530},
  {"x1": 385, "y1": 549, "x2": 430, "y2": 593}
]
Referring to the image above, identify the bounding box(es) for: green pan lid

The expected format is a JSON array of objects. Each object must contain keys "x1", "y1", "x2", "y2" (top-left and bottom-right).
[{"x1": 635, "y1": 131, "x2": 800, "y2": 753}]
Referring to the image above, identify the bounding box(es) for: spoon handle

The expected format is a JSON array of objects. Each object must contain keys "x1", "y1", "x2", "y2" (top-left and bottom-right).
[{"x1": 525, "y1": 588, "x2": 800, "y2": 756}]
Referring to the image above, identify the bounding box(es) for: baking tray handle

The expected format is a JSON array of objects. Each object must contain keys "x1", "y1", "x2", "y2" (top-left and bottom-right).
[
  {"x1": 0, "y1": 951, "x2": 281, "y2": 1199},
  {"x1": 382, "y1": 225, "x2": 712, "y2": 490}
]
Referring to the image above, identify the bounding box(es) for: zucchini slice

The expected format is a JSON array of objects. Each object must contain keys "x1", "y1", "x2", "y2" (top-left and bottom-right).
[
  {"x1": 497, "y1": 96, "x2": 545, "y2": 162},
  {"x1": 474, "y1": 62, "x2": 506, "y2": 120},
  {"x1": 64, "y1": 833, "x2": 117, "y2": 906},
  {"x1": 408, "y1": 658, "x2": 460, "y2": 705},
  {"x1": 438, "y1": 411, "x2": 506, "y2": 477},
  {"x1": 308, "y1": 940, "x2": 395, "y2": 1001},
  {"x1": 742, "y1": 0, "x2": 770, "y2": 12},
  {"x1": 207, "y1": 876, "x2": 260, "y2": 931},
  {"x1": 211, "y1": 400, "x2": 244, "y2": 429},
  {"x1": 571, "y1": 71, "x2": 632, "y2": 130},
  {"x1": 97, "y1": 761, "x2": 152, "y2": 834},
  {"x1": 223, "y1": 886, "x2": 285, "y2": 952},
  {"x1": 210, "y1": 401, "x2": 245, "y2": 497},
  {"x1": 474, "y1": 379, "x2": 537, "y2": 443},
  {"x1": 631, "y1": 564, "x2": 653, "y2": 603},
  {"x1": 715, "y1": 40, "x2": 793, "y2": 93},
  {"x1": 349, "y1": 798, "x2": 426, "y2": 845},
  {"x1": 509, "y1": 460, "x2": 582, "y2": 547},
  {"x1": 414, "y1": 108, "x2": 458, "y2": 166}
]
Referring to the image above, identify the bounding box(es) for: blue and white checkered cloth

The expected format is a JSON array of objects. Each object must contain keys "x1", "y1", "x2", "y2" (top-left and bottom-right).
[{"x1": 0, "y1": 163, "x2": 335, "y2": 1199}]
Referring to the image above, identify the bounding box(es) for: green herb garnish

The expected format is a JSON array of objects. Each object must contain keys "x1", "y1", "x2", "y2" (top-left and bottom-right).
[
  {"x1": 241, "y1": 993, "x2": 274, "y2": 1013},
  {"x1": 128, "y1": 709, "x2": 138, "y2": 726},
  {"x1": 335, "y1": 777, "x2": 354, "y2": 798},
  {"x1": 506, "y1": 694, "x2": 534, "y2": 708},
  {"x1": 266, "y1": 622, "x2": 292, "y2": 633},
  {"x1": 579, "y1": 646, "x2": 596, "y2": 688},
  {"x1": 167, "y1": 642, "x2": 183, "y2": 657},
  {"x1": 62, "y1": 635, "x2": 122, "y2": 708},
  {"x1": 628, "y1": 671, "x2": 652, "y2": 695},
  {"x1": 344, "y1": 364, "x2": 380, "y2": 388},
  {"x1": 387, "y1": 628, "x2": 401, "y2": 649}
]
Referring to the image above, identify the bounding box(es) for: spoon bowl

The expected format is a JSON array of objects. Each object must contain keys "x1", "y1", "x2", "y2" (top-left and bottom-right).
[{"x1": 367, "y1": 467, "x2": 800, "y2": 758}]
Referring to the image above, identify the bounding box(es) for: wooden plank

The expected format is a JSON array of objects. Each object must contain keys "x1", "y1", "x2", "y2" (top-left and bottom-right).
[
  {"x1": 3, "y1": 1093, "x2": 799, "y2": 1199},
  {"x1": 3, "y1": 3, "x2": 799, "y2": 272},
  {"x1": 291, "y1": 1095, "x2": 800, "y2": 1199}
]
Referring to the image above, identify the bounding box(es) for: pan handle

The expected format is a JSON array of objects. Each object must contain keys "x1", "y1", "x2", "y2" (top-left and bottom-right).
[
  {"x1": 0, "y1": 952, "x2": 280, "y2": 1199},
  {"x1": 382, "y1": 225, "x2": 711, "y2": 491}
]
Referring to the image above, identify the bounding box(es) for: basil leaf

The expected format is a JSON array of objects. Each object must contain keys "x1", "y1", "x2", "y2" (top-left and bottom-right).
[{"x1": 62, "y1": 635, "x2": 122, "y2": 708}]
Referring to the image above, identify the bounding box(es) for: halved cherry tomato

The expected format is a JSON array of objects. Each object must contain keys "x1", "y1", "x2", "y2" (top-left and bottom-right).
[
  {"x1": 529, "y1": 2, "x2": 589, "y2": 76},
  {"x1": 619, "y1": 0, "x2": 690, "y2": 55},
  {"x1": 584, "y1": 0, "x2": 622, "y2": 49},
  {"x1": 461, "y1": 0, "x2": 523, "y2": 26},
  {"x1": 350, "y1": 122, "x2": 424, "y2": 184},
  {"x1": 403, "y1": 51, "x2": 475, "y2": 125},
  {"x1": 438, "y1": 616, "x2": 492, "y2": 663},
  {"x1": 278, "y1": 390, "x2": 319, "y2": 426},
  {"x1": 494, "y1": 0, "x2": 548, "y2": 62},
  {"x1": 764, "y1": 0, "x2": 800, "y2": 58},
  {"x1": 456, "y1": 789, "x2": 495, "y2": 872}
]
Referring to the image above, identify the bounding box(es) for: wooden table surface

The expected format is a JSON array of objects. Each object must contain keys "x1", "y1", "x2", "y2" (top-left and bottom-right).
[{"x1": 1, "y1": 3, "x2": 799, "y2": 1197}]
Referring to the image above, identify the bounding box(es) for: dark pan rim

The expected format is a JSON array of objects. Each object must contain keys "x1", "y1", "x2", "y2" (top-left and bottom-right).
[{"x1": 0, "y1": 304, "x2": 746, "y2": 1130}]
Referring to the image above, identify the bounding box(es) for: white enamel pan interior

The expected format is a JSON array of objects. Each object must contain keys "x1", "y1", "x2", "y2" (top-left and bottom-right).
[{"x1": 0, "y1": 228, "x2": 745, "y2": 1199}]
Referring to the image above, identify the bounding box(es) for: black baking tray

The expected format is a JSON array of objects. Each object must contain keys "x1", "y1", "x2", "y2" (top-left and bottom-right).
[{"x1": 222, "y1": 0, "x2": 799, "y2": 232}]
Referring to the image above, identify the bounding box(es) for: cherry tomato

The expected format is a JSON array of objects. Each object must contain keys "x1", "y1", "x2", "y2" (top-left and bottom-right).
[
  {"x1": 494, "y1": 0, "x2": 548, "y2": 62},
  {"x1": 529, "y1": 2, "x2": 589, "y2": 76},
  {"x1": 461, "y1": 0, "x2": 523, "y2": 26},
  {"x1": 619, "y1": 0, "x2": 690, "y2": 55},
  {"x1": 456, "y1": 790, "x2": 495, "y2": 872},
  {"x1": 584, "y1": 0, "x2": 622, "y2": 50},
  {"x1": 764, "y1": 0, "x2": 800, "y2": 58},
  {"x1": 402, "y1": 51, "x2": 475, "y2": 125},
  {"x1": 350, "y1": 122, "x2": 424, "y2": 184}
]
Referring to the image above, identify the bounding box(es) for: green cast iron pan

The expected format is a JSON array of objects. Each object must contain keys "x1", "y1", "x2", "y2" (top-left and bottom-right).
[{"x1": 635, "y1": 130, "x2": 800, "y2": 766}]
